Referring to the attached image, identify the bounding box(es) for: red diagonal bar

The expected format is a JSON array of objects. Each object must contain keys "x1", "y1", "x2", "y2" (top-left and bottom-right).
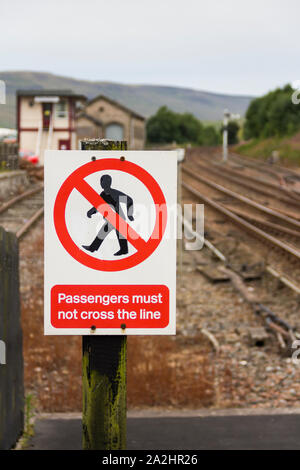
[{"x1": 75, "y1": 178, "x2": 147, "y2": 252}]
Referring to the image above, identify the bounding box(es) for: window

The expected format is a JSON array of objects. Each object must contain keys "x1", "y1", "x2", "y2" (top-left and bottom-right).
[
  {"x1": 56, "y1": 100, "x2": 67, "y2": 118},
  {"x1": 105, "y1": 123, "x2": 124, "y2": 140},
  {"x1": 76, "y1": 100, "x2": 84, "y2": 110}
]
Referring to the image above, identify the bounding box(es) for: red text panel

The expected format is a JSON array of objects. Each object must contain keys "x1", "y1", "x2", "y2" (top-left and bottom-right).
[{"x1": 51, "y1": 284, "x2": 169, "y2": 329}]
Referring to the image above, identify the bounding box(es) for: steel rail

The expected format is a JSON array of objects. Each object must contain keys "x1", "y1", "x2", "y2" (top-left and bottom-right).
[
  {"x1": 230, "y1": 151, "x2": 300, "y2": 178},
  {"x1": 183, "y1": 209, "x2": 300, "y2": 340},
  {"x1": 182, "y1": 180, "x2": 300, "y2": 262},
  {"x1": 191, "y1": 157, "x2": 300, "y2": 207},
  {"x1": 16, "y1": 207, "x2": 44, "y2": 239},
  {"x1": 0, "y1": 184, "x2": 44, "y2": 215},
  {"x1": 228, "y1": 207, "x2": 300, "y2": 239},
  {"x1": 228, "y1": 152, "x2": 300, "y2": 189},
  {"x1": 183, "y1": 165, "x2": 300, "y2": 231}
]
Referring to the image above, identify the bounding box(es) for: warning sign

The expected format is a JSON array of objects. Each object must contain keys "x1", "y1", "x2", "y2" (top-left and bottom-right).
[
  {"x1": 53, "y1": 158, "x2": 167, "y2": 271},
  {"x1": 44, "y1": 150, "x2": 177, "y2": 335}
]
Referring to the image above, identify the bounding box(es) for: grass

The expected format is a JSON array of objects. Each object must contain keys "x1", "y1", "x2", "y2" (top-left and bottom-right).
[
  {"x1": 16, "y1": 393, "x2": 36, "y2": 449},
  {"x1": 0, "y1": 161, "x2": 10, "y2": 172},
  {"x1": 236, "y1": 135, "x2": 300, "y2": 166}
]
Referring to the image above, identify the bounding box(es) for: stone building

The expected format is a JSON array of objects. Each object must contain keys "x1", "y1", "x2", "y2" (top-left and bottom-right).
[{"x1": 76, "y1": 95, "x2": 146, "y2": 149}]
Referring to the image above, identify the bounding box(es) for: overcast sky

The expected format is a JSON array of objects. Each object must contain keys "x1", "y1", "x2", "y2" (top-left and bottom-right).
[{"x1": 1, "y1": 0, "x2": 299, "y2": 96}]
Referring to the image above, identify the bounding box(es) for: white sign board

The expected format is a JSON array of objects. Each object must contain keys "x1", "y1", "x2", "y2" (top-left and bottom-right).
[{"x1": 44, "y1": 150, "x2": 177, "y2": 335}]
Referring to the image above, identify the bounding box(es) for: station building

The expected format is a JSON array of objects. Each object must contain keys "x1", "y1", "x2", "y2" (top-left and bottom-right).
[
  {"x1": 17, "y1": 90, "x2": 146, "y2": 164},
  {"x1": 75, "y1": 95, "x2": 146, "y2": 149},
  {"x1": 17, "y1": 90, "x2": 86, "y2": 164}
]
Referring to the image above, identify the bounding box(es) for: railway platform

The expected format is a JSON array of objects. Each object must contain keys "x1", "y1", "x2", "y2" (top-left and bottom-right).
[{"x1": 25, "y1": 409, "x2": 300, "y2": 450}]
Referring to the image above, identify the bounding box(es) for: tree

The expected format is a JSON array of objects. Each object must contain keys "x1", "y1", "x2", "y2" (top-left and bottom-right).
[
  {"x1": 146, "y1": 106, "x2": 220, "y2": 146},
  {"x1": 202, "y1": 125, "x2": 221, "y2": 146},
  {"x1": 146, "y1": 106, "x2": 180, "y2": 144},
  {"x1": 244, "y1": 84, "x2": 300, "y2": 139},
  {"x1": 178, "y1": 112, "x2": 203, "y2": 144},
  {"x1": 221, "y1": 120, "x2": 240, "y2": 145}
]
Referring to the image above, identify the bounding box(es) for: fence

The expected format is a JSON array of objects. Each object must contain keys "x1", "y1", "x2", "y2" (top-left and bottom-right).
[
  {"x1": 0, "y1": 143, "x2": 19, "y2": 171},
  {"x1": 0, "y1": 227, "x2": 24, "y2": 449}
]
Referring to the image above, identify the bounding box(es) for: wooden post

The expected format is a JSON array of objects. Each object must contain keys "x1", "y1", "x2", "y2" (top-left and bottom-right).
[{"x1": 81, "y1": 138, "x2": 127, "y2": 450}]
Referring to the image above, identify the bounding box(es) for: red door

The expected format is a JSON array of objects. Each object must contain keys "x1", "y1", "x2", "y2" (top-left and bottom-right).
[{"x1": 58, "y1": 139, "x2": 71, "y2": 150}]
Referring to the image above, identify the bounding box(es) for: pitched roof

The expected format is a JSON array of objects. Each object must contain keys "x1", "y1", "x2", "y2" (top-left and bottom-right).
[
  {"x1": 16, "y1": 89, "x2": 86, "y2": 100},
  {"x1": 76, "y1": 112, "x2": 103, "y2": 127},
  {"x1": 86, "y1": 94, "x2": 145, "y2": 121}
]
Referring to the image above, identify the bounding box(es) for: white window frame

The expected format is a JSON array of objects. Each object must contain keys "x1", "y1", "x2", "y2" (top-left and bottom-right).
[{"x1": 55, "y1": 100, "x2": 68, "y2": 119}]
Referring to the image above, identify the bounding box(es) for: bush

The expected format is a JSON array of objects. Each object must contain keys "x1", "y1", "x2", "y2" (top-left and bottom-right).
[
  {"x1": 244, "y1": 84, "x2": 300, "y2": 139},
  {"x1": 146, "y1": 106, "x2": 220, "y2": 146},
  {"x1": 202, "y1": 125, "x2": 222, "y2": 146},
  {"x1": 221, "y1": 120, "x2": 240, "y2": 145}
]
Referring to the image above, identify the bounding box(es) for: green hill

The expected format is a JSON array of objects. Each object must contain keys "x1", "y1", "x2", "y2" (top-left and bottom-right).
[{"x1": 0, "y1": 71, "x2": 254, "y2": 128}]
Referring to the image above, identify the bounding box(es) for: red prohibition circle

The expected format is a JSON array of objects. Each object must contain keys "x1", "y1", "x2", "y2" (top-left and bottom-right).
[{"x1": 53, "y1": 158, "x2": 167, "y2": 271}]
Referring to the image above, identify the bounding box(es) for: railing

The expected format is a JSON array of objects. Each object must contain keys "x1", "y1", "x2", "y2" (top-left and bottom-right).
[{"x1": 0, "y1": 143, "x2": 19, "y2": 171}]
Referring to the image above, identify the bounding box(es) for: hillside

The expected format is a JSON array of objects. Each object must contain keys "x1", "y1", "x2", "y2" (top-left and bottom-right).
[
  {"x1": 0, "y1": 71, "x2": 254, "y2": 128},
  {"x1": 236, "y1": 132, "x2": 300, "y2": 167}
]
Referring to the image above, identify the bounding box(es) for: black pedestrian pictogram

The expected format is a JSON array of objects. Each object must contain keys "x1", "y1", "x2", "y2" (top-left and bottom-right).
[
  {"x1": 54, "y1": 157, "x2": 167, "y2": 271},
  {"x1": 82, "y1": 174, "x2": 134, "y2": 256}
]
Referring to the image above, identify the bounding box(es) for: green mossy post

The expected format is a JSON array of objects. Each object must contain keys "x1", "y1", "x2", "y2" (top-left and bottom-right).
[{"x1": 81, "y1": 138, "x2": 127, "y2": 450}]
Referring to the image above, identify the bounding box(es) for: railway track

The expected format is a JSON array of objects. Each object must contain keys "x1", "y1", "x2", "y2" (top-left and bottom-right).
[
  {"x1": 182, "y1": 163, "x2": 300, "y2": 293},
  {"x1": 0, "y1": 184, "x2": 44, "y2": 240},
  {"x1": 182, "y1": 175, "x2": 300, "y2": 263},
  {"x1": 189, "y1": 152, "x2": 300, "y2": 208},
  {"x1": 183, "y1": 165, "x2": 300, "y2": 248},
  {"x1": 228, "y1": 151, "x2": 300, "y2": 191},
  {"x1": 181, "y1": 148, "x2": 300, "y2": 353},
  {"x1": 182, "y1": 176, "x2": 300, "y2": 347},
  {"x1": 183, "y1": 216, "x2": 299, "y2": 348}
]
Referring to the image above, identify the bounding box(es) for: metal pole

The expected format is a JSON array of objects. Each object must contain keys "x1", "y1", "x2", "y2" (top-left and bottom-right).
[{"x1": 81, "y1": 138, "x2": 127, "y2": 450}]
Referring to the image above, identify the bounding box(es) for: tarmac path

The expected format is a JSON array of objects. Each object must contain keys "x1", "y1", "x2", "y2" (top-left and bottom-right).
[{"x1": 25, "y1": 409, "x2": 300, "y2": 450}]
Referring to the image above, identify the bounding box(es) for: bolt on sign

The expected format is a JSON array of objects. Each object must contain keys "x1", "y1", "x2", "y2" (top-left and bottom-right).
[{"x1": 44, "y1": 151, "x2": 177, "y2": 335}]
